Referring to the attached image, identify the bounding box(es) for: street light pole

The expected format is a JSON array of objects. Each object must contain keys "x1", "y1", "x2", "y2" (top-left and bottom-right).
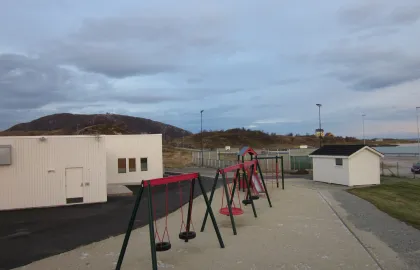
[
  {"x1": 416, "y1": 107, "x2": 420, "y2": 160},
  {"x1": 200, "y1": 110, "x2": 204, "y2": 166},
  {"x1": 362, "y1": 114, "x2": 366, "y2": 145},
  {"x1": 316, "y1": 104, "x2": 322, "y2": 148}
]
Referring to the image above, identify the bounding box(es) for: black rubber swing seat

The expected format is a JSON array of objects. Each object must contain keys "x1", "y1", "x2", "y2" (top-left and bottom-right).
[
  {"x1": 155, "y1": 242, "x2": 172, "y2": 252},
  {"x1": 250, "y1": 195, "x2": 260, "y2": 200},
  {"x1": 179, "y1": 231, "x2": 197, "y2": 240},
  {"x1": 242, "y1": 199, "x2": 253, "y2": 205}
]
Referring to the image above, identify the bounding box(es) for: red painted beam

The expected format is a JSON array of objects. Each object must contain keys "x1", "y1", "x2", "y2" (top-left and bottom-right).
[
  {"x1": 243, "y1": 159, "x2": 257, "y2": 169},
  {"x1": 143, "y1": 173, "x2": 199, "y2": 187},
  {"x1": 219, "y1": 163, "x2": 244, "y2": 174}
]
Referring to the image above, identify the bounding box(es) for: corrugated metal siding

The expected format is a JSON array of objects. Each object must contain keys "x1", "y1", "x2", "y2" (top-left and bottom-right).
[
  {"x1": 0, "y1": 136, "x2": 107, "y2": 211},
  {"x1": 105, "y1": 134, "x2": 163, "y2": 184}
]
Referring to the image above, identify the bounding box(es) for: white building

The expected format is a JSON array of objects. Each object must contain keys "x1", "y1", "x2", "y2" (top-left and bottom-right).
[
  {"x1": 0, "y1": 134, "x2": 163, "y2": 211},
  {"x1": 105, "y1": 134, "x2": 163, "y2": 185},
  {"x1": 0, "y1": 135, "x2": 107, "y2": 211},
  {"x1": 309, "y1": 145, "x2": 384, "y2": 186}
]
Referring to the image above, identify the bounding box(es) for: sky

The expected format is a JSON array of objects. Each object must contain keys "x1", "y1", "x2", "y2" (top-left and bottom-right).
[{"x1": 1, "y1": 0, "x2": 420, "y2": 138}]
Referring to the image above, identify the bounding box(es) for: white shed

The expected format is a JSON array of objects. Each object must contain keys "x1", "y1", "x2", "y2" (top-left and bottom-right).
[
  {"x1": 0, "y1": 135, "x2": 107, "y2": 211},
  {"x1": 105, "y1": 134, "x2": 163, "y2": 185},
  {"x1": 309, "y1": 145, "x2": 384, "y2": 186}
]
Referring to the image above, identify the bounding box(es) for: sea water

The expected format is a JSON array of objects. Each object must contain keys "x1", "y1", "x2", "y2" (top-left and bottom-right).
[{"x1": 374, "y1": 143, "x2": 420, "y2": 155}]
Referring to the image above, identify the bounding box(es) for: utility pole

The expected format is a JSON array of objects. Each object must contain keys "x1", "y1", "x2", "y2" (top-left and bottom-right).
[
  {"x1": 416, "y1": 107, "x2": 420, "y2": 160},
  {"x1": 201, "y1": 110, "x2": 204, "y2": 166},
  {"x1": 362, "y1": 114, "x2": 366, "y2": 145},
  {"x1": 316, "y1": 104, "x2": 322, "y2": 148}
]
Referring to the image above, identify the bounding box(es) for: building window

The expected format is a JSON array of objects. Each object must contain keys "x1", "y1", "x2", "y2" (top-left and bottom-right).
[
  {"x1": 141, "y1": 157, "x2": 148, "y2": 171},
  {"x1": 335, "y1": 158, "x2": 343, "y2": 166},
  {"x1": 118, "y1": 158, "x2": 127, "y2": 173},
  {"x1": 129, "y1": 158, "x2": 136, "y2": 172}
]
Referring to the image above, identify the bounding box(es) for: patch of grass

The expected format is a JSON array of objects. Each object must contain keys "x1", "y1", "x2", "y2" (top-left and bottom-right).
[
  {"x1": 348, "y1": 178, "x2": 420, "y2": 230},
  {"x1": 163, "y1": 146, "x2": 194, "y2": 168}
]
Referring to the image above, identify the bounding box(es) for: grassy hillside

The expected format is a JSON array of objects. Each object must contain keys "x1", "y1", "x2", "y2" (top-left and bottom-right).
[
  {"x1": 169, "y1": 128, "x2": 412, "y2": 149},
  {"x1": 1, "y1": 113, "x2": 191, "y2": 139}
]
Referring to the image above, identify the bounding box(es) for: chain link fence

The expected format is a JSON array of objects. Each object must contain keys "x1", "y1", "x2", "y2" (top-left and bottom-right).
[{"x1": 381, "y1": 160, "x2": 419, "y2": 178}]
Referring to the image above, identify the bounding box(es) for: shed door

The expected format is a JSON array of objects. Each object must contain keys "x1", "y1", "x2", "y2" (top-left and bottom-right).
[{"x1": 65, "y1": 167, "x2": 84, "y2": 204}]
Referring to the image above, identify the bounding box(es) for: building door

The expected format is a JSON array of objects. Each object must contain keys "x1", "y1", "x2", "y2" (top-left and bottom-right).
[{"x1": 65, "y1": 167, "x2": 84, "y2": 204}]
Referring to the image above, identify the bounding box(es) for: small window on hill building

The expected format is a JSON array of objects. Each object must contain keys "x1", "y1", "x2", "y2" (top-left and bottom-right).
[
  {"x1": 335, "y1": 158, "x2": 343, "y2": 166},
  {"x1": 141, "y1": 158, "x2": 148, "y2": 171},
  {"x1": 118, "y1": 158, "x2": 127, "y2": 173},
  {"x1": 129, "y1": 158, "x2": 136, "y2": 172}
]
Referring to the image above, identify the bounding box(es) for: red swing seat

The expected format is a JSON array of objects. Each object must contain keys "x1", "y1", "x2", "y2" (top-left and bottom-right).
[{"x1": 219, "y1": 207, "x2": 244, "y2": 216}]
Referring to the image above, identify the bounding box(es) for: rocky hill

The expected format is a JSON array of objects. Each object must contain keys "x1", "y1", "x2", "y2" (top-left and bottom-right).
[{"x1": 1, "y1": 113, "x2": 191, "y2": 139}]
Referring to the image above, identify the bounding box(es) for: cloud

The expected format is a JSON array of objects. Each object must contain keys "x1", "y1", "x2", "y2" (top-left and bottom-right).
[
  {"x1": 339, "y1": 2, "x2": 420, "y2": 31},
  {"x1": 254, "y1": 118, "x2": 302, "y2": 125},
  {"x1": 44, "y1": 13, "x2": 235, "y2": 78},
  {"x1": 318, "y1": 46, "x2": 420, "y2": 91},
  {"x1": 1, "y1": 0, "x2": 420, "y2": 138},
  {"x1": 0, "y1": 53, "x2": 72, "y2": 109}
]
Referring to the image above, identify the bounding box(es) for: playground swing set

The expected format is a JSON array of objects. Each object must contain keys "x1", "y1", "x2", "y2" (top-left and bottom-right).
[
  {"x1": 236, "y1": 146, "x2": 285, "y2": 190},
  {"x1": 201, "y1": 159, "x2": 273, "y2": 235},
  {"x1": 115, "y1": 146, "x2": 285, "y2": 269},
  {"x1": 115, "y1": 173, "x2": 225, "y2": 270}
]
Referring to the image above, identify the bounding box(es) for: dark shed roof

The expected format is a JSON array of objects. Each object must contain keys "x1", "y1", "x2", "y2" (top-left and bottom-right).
[{"x1": 309, "y1": 144, "x2": 369, "y2": 157}]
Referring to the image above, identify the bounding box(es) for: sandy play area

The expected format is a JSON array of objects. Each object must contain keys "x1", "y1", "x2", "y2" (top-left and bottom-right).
[{"x1": 11, "y1": 177, "x2": 390, "y2": 270}]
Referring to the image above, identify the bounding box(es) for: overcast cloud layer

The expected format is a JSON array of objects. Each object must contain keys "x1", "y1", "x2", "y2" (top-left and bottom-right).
[{"x1": 1, "y1": 0, "x2": 420, "y2": 138}]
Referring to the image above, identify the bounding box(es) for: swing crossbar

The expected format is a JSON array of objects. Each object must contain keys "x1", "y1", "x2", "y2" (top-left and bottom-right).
[
  {"x1": 218, "y1": 160, "x2": 258, "y2": 174},
  {"x1": 143, "y1": 173, "x2": 199, "y2": 187},
  {"x1": 218, "y1": 163, "x2": 243, "y2": 174}
]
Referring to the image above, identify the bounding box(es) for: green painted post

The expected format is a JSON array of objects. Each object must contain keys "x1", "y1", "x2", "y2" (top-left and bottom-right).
[
  {"x1": 256, "y1": 161, "x2": 273, "y2": 208},
  {"x1": 147, "y1": 183, "x2": 158, "y2": 270},
  {"x1": 241, "y1": 156, "x2": 245, "y2": 192},
  {"x1": 185, "y1": 178, "x2": 195, "y2": 243},
  {"x1": 200, "y1": 171, "x2": 220, "y2": 232},
  {"x1": 115, "y1": 186, "x2": 144, "y2": 270},
  {"x1": 275, "y1": 156, "x2": 279, "y2": 188},
  {"x1": 229, "y1": 169, "x2": 240, "y2": 206},
  {"x1": 222, "y1": 172, "x2": 238, "y2": 235},
  {"x1": 243, "y1": 165, "x2": 258, "y2": 218},
  {"x1": 197, "y1": 175, "x2": 225, "y2": 248},
  {"x1": 281, "y1": 156, "x2": 285, "y2": 190}
]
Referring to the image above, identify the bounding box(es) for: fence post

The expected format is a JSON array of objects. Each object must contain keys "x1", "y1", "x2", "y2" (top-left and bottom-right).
[
  {"x1": 396, "y1": 162, "x2": 399, "y2": 177},
  {"x1": 381, "y1": 162, "x2": 384, "y2": 175}
]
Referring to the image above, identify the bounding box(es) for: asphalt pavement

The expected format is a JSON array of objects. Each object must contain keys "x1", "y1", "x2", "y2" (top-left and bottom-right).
[{"x1": 0, "y1": 176, "x2": 216, "y2": 270}]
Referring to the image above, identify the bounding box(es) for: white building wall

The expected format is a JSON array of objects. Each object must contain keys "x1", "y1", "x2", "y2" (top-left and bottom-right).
[
  {"x1": 312, "y1": 156, "x2": 350, "y2": 185},
  {"x1": 0, "y1": 136, "x2": 107, "y2": 211},
  {"x1": 105, "y1": 134, "x2": 163, "y2": 184},
  {"x1": 349, "y1": 150, "x2": 381, "y2": 186}
]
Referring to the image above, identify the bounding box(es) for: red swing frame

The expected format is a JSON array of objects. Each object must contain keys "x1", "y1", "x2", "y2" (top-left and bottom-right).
[{"x1": 116, "y1": 173, "x2": 225, "y2": 270}]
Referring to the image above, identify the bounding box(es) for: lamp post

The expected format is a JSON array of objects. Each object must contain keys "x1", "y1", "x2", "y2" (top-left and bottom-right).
[
  {"x1": 316, "y1": 104, "x2": 322, "y2": 148},
  {"x1": 200, "y1": 110, "x2": 204, "y2": 166},
  {"x1": 362, "y1": 114, "x2": 366, "y2": 145},
  {"x1": 416, "y1": 107, "x2": 420, "y2": 160}
]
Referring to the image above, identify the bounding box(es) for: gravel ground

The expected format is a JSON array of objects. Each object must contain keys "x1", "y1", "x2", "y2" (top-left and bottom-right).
[{"x1": 327, "y1": 188, "x2": 420, "y2": 270}]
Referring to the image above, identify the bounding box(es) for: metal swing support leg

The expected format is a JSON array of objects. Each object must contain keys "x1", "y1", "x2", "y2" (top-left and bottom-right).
[
  {"x1": 243, "y1": 166, "x2": 258, "y2": 218},
  {"x1": 147, "y1": 184, "x2": 158, "y2": 270},
  {"x1": 256, "y1": 161, "x2": 273, "y2": 208},
  {"x1": 197, "y1": 174, "x2": 225, "y2": 248},
  {"x1": 115, "y1": 185, "x2": 144, "y2": 270},
  {"x1": 185, "y1": 178, "x2": 195, "y2": 243},
  {"x1": 275, "y1": 156, "x2": 279, "y2": 188},
  {"x1": 200, "y1": 171, "x2": 219, "y2": 232},
  {"x1": 281, "y1": 156, "x2": 285, "y2": 190},
  {"x1": 229, "y1": 169, "x2": 240, "y2": 206}
]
